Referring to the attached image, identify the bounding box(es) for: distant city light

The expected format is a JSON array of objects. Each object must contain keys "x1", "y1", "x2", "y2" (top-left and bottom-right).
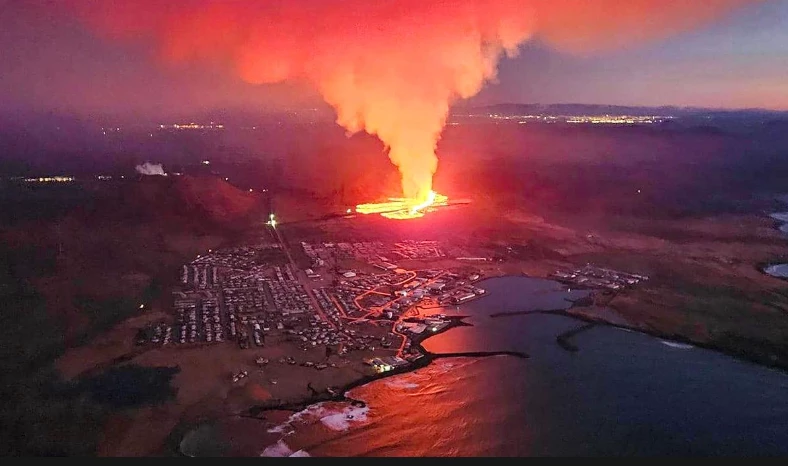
[
  {"x1": 24, "y1": 176, "x2": 74, "y2": 183},
  {"x1": 159, "y1": 122, "x2": 224, "y2": 130},
  {"x1": 202, "y1": 160, "x2": 210, "y2": 165},
  {"x1": 454, "y1": 113, "x2": 673, "y2": 125}
]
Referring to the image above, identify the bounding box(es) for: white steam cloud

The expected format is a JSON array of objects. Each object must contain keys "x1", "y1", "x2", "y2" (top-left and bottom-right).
[{"x1": 135, "y1": 162, "x2": 167, "y2": 176}]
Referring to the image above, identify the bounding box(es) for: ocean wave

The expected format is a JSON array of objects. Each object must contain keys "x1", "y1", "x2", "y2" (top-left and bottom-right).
[
  {"x1": 660, "y1": 340, "x2": 695, "y2": 349},
  {"x1": 261, "y1": 440, "x2": 295, "y2": 457},
  {"x1": 765, "y1": 264, "x2": 788, "y2": 278},
  {"x1": 384, "y1": 378, "x2": 419, "y2": 390},
  {"x1": 319, "y1": 404, "x2": 369, "y2": 431},
  {"x1": 267, "y1": 413, "x2": 300, "y2": 434},
  {"x1": 769, "y1": 212, "x2": 788, "y2": 223},
  {"x1": 266, "y1": 402, "x2": 370, "y2": 436},
  {"x1": 434, "y1": 358, "x2": 478, "y2": 372}
]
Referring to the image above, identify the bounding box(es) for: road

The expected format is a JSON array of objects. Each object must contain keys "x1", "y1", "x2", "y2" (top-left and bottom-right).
[
  {"x1": 267, "y1": 223, "x2": 339, "y2": 331},
  {"x1": 266, "y1": 222, "x2": 452, "y2": 357},
  {"x1": 341, "y1": 269, "x2": 449, "y2": 356}
]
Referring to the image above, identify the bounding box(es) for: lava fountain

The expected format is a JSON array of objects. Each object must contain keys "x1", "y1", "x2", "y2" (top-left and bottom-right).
[
  {"x1": 356, "y1": 190, "x2": 449, "y2": 220},
  {"x1": 68, "y1": 1, "x2": 753, "y2": 221}
]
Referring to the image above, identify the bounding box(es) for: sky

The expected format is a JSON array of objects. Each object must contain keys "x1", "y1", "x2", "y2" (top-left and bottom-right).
[
  {"x1": 1, "y1": 0, "x2": 787, "y2": 119},
  {"x1": 475, "y1": 0, "x2": 788, "y2": 110}
]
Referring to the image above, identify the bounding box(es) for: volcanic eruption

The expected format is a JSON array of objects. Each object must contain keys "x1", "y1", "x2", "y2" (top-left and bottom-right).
[{"x1": 68, "y1": 0, "x2": 752, "y2": 219}]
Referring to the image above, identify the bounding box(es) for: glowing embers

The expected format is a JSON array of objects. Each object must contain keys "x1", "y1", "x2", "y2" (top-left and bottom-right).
[{"x1": 356, "y1": 191, "x2": 448, "y2": 220}]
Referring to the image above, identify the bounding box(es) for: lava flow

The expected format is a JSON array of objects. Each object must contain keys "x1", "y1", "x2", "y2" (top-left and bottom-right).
[{"x1": 356, "y1": 191, "x2": 448, "y2": 220}]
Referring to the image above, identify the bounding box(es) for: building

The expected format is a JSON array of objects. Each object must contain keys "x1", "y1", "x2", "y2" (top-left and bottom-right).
[
  {"x1": 427, "y1": 282, "x2": 446, "y2": 292},
  {"x1": 381, "y1": 356, "x2": 408, "y2": 367},
  {"x1": 365, "y1": 358, "x2": 393, "y2": 373},
  {"x1": 400, "y1": 322, "x2": 426, "y2": 334},
  {"x1": 452, "y1": 293, "x2": 476, "y2": 304}
]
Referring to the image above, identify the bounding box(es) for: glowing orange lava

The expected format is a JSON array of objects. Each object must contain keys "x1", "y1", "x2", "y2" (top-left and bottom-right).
[{"x1": 356, "y1": 191, "x2": 448, "y2": 220}]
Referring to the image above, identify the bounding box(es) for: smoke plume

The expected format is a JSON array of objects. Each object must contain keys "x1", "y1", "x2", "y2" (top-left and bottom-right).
[
  {"x1": 70, "y1": 0, "x2": 753, "y2": 201},
  {"x1": 135, "y1": 162, "x2": 167, "y2": 176}
]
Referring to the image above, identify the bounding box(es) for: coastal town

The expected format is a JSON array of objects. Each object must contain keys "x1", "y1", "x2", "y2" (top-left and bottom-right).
[
  {"x1": 550, "y1": 264, "x2": 649, "y2": 290},
  {"x1": 135, "y1": 235, "x2": 494, "y2": 379},
  {"x1": 135, "y1": 221, "x2": 653, "y2": 389}
]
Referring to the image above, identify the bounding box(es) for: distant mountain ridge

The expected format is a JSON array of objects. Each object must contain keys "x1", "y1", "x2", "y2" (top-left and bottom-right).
[{"x1": 452, "y1": 103, "x2": 788, "y2": 118}]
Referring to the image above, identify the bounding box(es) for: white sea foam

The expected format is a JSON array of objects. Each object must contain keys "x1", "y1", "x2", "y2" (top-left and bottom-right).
[
  {"x1": 769, "y1": 212, "x2": 788, "y2": 223},
  {"x1": 765, "y1": 264, "x2": 788, "y2": 278},
  {"x1": 660, "y1": 340, "x2": 695, "y2": 349},
  {"x1": 267, "y1": 410, "x2": 306, "y2": 434},
  {"x1": 266, "y1": 402, "x2": 370, "y2": 436},
  {"x1": 261, "y1": 440, "x2": 294, "y2": 457},
  {"x1": 319, "y1": 404, "x2": 369, "y2": 431},
  {"x1": 384, "y1": 378, "x2": 419, "y2": 389},
  {"x1": 290, "y1": 450, "x2": 311, "y2": 457}
]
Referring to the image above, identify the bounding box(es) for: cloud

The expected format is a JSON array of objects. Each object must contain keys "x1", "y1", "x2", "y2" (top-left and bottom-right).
[
  {"x1": 70, "y1": 0, "x2": 753, "y2": 199},
  {"x1": 135, "y1": 162, "x2": 166, "y2": 176}
]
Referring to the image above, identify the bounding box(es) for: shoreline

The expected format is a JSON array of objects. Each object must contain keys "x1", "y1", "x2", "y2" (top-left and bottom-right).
[
  {"x1": 476, "y1": 273, "x2": 788, "y2": 373},
  {"x1": 759, "y1": 207, "x2": 788, "y2": 279},
  {"x1": 239, "y1": 315, "x2": 529, "y2": 418},
  {"x1": 490, "y1": 303, "x2": 788, "y2": 374},
  {"x1": 168, "y1": 273, "x2": 788, "y2": 455},
  {"x1": 169, "y1": 315, "x2": 529, "y2": 456},
  {"x1": 756, "y1": 260, "x2": 788, "y2": 280}
]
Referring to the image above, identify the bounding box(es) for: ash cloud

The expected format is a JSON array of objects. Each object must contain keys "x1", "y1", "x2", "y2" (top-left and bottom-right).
[
  {"x1": 135, "y1": 162, "x2": 166, "y2": 176},
  {"x1": 69, "y1": 0, "x2": 754, "y2": 200}
]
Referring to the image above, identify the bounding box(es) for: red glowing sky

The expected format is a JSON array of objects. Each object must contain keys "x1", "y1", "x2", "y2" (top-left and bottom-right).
[{"x1": 0, "y1": 0, "x2": 784, "y2": 117}]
